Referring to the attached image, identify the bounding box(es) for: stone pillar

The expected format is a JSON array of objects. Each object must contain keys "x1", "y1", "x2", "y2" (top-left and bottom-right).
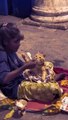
[{"x1": 31, "y1": 0, "x2": 68, "y2": 23}]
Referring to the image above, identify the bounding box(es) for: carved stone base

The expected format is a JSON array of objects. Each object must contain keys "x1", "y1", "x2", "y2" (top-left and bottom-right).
[
  {"x1": 31, "y1": 0, "x2": 68, "y2": 23},
  {"x1": 22, "y1": 18, "x2": 68, "y2": 30}
]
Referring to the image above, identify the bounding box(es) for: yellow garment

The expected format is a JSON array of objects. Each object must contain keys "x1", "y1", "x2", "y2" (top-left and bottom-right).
[{"x1": 17, "y1": 81, "x2": 62, "y2": 103}]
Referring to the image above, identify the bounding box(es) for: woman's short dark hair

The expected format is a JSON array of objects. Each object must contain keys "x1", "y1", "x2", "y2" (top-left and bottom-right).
[{"x1": 0, "y1": 23, "x2": 24, "y2": 46}]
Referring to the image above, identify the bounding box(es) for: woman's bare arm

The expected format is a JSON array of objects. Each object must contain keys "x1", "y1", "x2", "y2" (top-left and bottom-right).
[{"x1": 3, "y1": 61, "x2": 36, "y2": 84}]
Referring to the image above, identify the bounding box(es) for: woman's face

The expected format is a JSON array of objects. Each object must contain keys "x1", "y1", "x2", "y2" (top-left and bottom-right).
[{"x1": 6, "y1": 37, "x2": 23, "y2": 52}]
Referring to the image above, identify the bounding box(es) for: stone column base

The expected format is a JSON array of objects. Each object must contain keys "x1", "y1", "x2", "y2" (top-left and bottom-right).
[
  {"x1": 22, "y1": 18, "x2": 68, "y2": 30},
  {"x1": 31, "y1": 0, "x2": 68, "y2": 23},
  {"x1": 31, "y1": 14, "x2": 68, "y2": 23}
]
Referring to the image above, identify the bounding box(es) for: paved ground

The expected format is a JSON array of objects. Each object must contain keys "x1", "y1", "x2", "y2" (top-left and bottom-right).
[
  {"x1": 0, "y1": 16, "x2": 68, "y2": 69},
  {"x1": 0, "y1": 15, "x2": 68, "y2": 120}
]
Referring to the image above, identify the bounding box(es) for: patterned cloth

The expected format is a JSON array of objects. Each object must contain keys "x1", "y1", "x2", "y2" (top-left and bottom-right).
[{"x1": 17, "y1": 81, "x2": 62, "y2": 103}]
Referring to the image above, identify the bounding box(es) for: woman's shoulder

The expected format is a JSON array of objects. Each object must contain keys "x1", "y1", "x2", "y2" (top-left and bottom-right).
[{"x1": 0, "y1": 51, "x2": 7, "y2": 62}]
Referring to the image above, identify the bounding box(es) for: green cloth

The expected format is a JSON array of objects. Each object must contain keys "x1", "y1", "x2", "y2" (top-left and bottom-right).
[{"x1": 17, "y1": 81, "x2": 62, "y2": 103}]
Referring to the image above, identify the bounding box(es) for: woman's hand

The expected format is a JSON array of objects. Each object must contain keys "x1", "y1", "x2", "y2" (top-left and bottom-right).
[{"x1": 24, "y1": 61, "x2": 37, "y2": 69}]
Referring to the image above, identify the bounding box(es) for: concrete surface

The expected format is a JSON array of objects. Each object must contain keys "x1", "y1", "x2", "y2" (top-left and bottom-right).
[
  {"x1": 0, "y1": 16, "x2": 68, "y2": 69},
  {"x1": 0, "y1": 15, "x2": 68, "y2": 120}
]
